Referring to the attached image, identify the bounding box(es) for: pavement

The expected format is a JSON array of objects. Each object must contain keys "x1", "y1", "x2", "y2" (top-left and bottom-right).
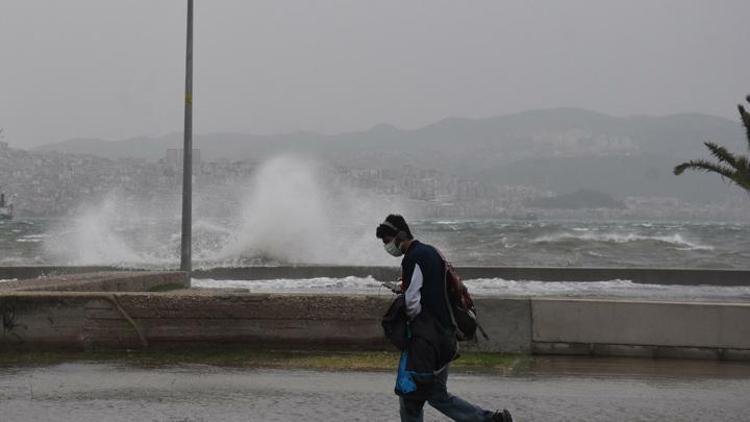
[{"x1": 1, "y1": 357, "x2": 749, "y2": 421}]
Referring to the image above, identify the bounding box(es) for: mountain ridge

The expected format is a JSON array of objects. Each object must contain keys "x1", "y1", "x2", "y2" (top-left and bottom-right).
[
  {"x1": 28, "y1": 107, "x2": 745, "y2": 203},
  {"x1": 33, "y1": 107, "x2": 739, "y2": 155}
]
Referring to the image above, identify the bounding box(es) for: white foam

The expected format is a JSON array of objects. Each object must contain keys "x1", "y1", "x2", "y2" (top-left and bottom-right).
[
  {"x1": 532, "y1": 231, "x2": 714, "y2": 251},
  {"x1": 463, "y1": 278, "x2": 750, "y2": 300},
  {"x1": 192, "y1": 277, "x2": 750, "y2": 301},
  {"x1": 16, "y1": 233, "x2": 49, "y2": 243},
  {"x1": 192, "y1": 276, "x2": 388, "y2": 295}
]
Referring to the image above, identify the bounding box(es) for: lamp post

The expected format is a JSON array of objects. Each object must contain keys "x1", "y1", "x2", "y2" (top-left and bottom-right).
[{"x1": 180, "y1": 0, "x2": 194, "y2": 275}]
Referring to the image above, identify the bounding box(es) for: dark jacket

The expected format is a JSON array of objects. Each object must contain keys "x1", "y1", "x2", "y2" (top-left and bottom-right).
[
  {"x1": 401, "y1": 240, "x2": 453, "y2": 328},
  {"x1": 392, "y1": 240, "x2": 458, "y2": 398}
]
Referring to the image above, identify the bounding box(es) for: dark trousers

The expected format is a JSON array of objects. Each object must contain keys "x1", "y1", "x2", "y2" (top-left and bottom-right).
[{"x1": 399, "y1": 365, "x2": 495, "y2": 422}]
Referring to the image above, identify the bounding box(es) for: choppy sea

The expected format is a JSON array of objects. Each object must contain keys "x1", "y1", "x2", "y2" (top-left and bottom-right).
[
  {"x1": 2, "y1": 218, "x2": 747, "y2": 269},
  {"x1": 3, "y1": 218, "x2": 749, "y2": 300}
]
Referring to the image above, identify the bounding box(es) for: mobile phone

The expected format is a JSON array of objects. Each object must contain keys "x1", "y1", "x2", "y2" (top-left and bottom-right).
[{"x1": 381, "y1": 281, "x2": 401, "y2": 293}]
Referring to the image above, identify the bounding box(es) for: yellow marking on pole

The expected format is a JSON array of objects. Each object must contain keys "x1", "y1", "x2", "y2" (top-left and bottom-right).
[{"x1": 185, "y1": 93, "x2": 193, "y2": 105}]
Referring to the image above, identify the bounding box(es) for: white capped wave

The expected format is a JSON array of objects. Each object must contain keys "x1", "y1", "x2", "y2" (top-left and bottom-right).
[
  {"x1": 531, "y1": 232, "x2": 714, "y2": 251},
  {"x1": 21, "y1": 234, "x2": 48, "y2": 239},
  {"x1": 192, "y1": 277, "x2": 750, "y2": 301},
  {"x1": 464, "y1": 278, "x2": 750, "y2": 300},
  {"x1": 17, "y1": 233, "x2": 49, "y2": 242},
  {"x1": 192, "y1": 276, "x2": 386, "y2": 295}
]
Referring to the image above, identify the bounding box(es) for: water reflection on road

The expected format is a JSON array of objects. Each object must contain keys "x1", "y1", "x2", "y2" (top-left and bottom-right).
[{"x1": 1, "y1": 357, "x2": 749, "y2": 421}]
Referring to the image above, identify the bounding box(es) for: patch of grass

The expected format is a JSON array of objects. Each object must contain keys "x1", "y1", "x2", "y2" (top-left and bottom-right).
[
  {"x1": 146, "y1": 283, "x2": 187, "y2": 292},
  {"x1": 0, "y1": 347, "x2": 529, "y2": 373}
]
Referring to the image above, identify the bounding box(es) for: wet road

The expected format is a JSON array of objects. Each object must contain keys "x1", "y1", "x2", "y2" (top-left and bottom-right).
[{"x1": 1, "y1": 358, "x2": 749, "y2": 421}]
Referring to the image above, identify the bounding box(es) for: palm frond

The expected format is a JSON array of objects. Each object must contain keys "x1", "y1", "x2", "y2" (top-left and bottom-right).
[
  {"x1": 703, "y1": 142, "x2": 739, "y2": 169},
  {"x1": 674, "y1": 97, "x2": 750, "y2": 194},
  {"x1": 740, "y1": 103, "x2": 750, "y2": 151},
  {"x1": 734, "y1": 156, "x2": 750, "y2": 189},
  {"x1": 736, "y1": 156, "x2": 750, "y2": 171},
  {"x1": 673, "y1": 159, "x2": 736, "y2": 180}
]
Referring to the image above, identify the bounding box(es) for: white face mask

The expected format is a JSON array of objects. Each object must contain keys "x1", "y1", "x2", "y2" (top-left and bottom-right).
[{"x1": 384, "y1": 239, "x2": 403, "y2": 257}]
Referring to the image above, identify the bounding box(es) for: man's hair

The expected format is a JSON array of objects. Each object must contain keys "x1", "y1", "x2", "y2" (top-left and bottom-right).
[{"x1": 376, "y1": 214, "x2": 413, "y2": 240}]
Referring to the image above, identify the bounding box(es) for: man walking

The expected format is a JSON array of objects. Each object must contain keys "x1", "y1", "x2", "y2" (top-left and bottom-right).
[{"x1": 376, "y1": 214, "x2": 514, "y2": 422}]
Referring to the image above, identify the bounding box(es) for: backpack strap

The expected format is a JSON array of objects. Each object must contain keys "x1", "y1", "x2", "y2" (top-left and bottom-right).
[
  {"x1": 436, "y1": 247, "x2": 489, "y2": 342},
  {"x1": 442, "y1": 261, "x2": 460, "y2": 333}
]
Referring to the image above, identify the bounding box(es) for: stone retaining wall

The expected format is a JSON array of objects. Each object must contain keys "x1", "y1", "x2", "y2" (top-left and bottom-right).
[
  {"x1": 1, "y1": 270, "x2": 748, "y2": 360},
  {"x1": 0, "y1": 271, "x2": 188, "y2": 293},
  {"x1": 1, "y1": 289, "x2": 748, "y2": 360}
]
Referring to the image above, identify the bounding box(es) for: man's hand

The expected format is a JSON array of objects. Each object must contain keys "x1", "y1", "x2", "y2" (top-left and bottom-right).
[{"x1": 381, "y1": 281, "x2": 402, "y2": 294}]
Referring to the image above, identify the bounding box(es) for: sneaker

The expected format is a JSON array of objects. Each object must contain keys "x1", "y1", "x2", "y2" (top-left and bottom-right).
[{"x1": 492, "y1": 409, "x2": 513, "y2": 422}]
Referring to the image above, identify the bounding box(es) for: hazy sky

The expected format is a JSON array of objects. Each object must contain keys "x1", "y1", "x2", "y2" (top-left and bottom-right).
[{"x1": 1, "y1": 0, "x2": 749, "y2": 148}]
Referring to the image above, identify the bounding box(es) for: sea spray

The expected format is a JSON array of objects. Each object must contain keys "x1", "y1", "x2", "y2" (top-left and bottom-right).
[
  {"x1": 42, "y1": 194, "x2": 155, "y2": 266},
  {"x1": 41, "y1": 155, "x2": 412, "y2": 266},
  {"x1": 216, "y1": 155, "x2": 409, "y2": 265}
]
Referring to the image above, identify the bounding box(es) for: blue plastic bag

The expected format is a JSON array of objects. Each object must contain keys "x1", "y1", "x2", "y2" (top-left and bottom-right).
[{"x1": 395, "y1": 351, "x2": 417, "y2": 394}]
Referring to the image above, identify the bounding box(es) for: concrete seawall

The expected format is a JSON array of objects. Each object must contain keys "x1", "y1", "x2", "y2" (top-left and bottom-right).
[
  {"x1": 1, "y1": 269, "x2": 748, "y2": 360},
  {"x1": 0, "y1": 271, "x2": 188, "y2": 293},
  {"x1": 1, "y1": 290, "x2": 748, "y2": 360},
  {"x1": 0, "y1": 291, "x2": 528, "y2": 352},
  {"x1": 530, "y1": 298, "x2": 750, "y2": 360},
  {"x1": 0, "y1": 293, "x2": 388, "y2": 350}
]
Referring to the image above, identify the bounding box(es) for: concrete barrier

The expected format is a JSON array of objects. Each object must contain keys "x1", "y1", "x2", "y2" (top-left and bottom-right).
[
  {"x1": 0, "y1": 294, "x2": 99, "y2": 350},
  {"x1": 0, "y1": 266, "x2": 123, "y2": 281},
  {"x1": 0, "y1": 292, "x2": 529, "y2": 352},
  {"x1": 464, "y1": 298, "x2": 531, "y2": 353},
  {"x1": 0, "y1": 269, "x2": 748, "y2": 359},
  {"x1": 2, "y1": 289, "x2": 747, "y2": 360},
  {"x1": 531, "y1": 298, "x2": 750, "y2": 360},
  {"x1": 0, "y1": 293, "x2": 390, "y2": 350},
  {"x1": 0, "y1": 271, "x2": 189, "y2": 292}
]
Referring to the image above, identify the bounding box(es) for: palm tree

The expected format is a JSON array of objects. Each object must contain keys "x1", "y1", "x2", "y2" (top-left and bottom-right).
[{"x1": 674, "y1": 96, "x2": 750, "y2": 191}]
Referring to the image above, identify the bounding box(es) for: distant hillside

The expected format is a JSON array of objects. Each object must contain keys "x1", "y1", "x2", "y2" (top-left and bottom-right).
[
  {"x1": 36, "y1": 108, "x2": 742, "y2": 162},
  {"x1": 33, "y1": 108, "x2": 745, "y2": 202}
]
